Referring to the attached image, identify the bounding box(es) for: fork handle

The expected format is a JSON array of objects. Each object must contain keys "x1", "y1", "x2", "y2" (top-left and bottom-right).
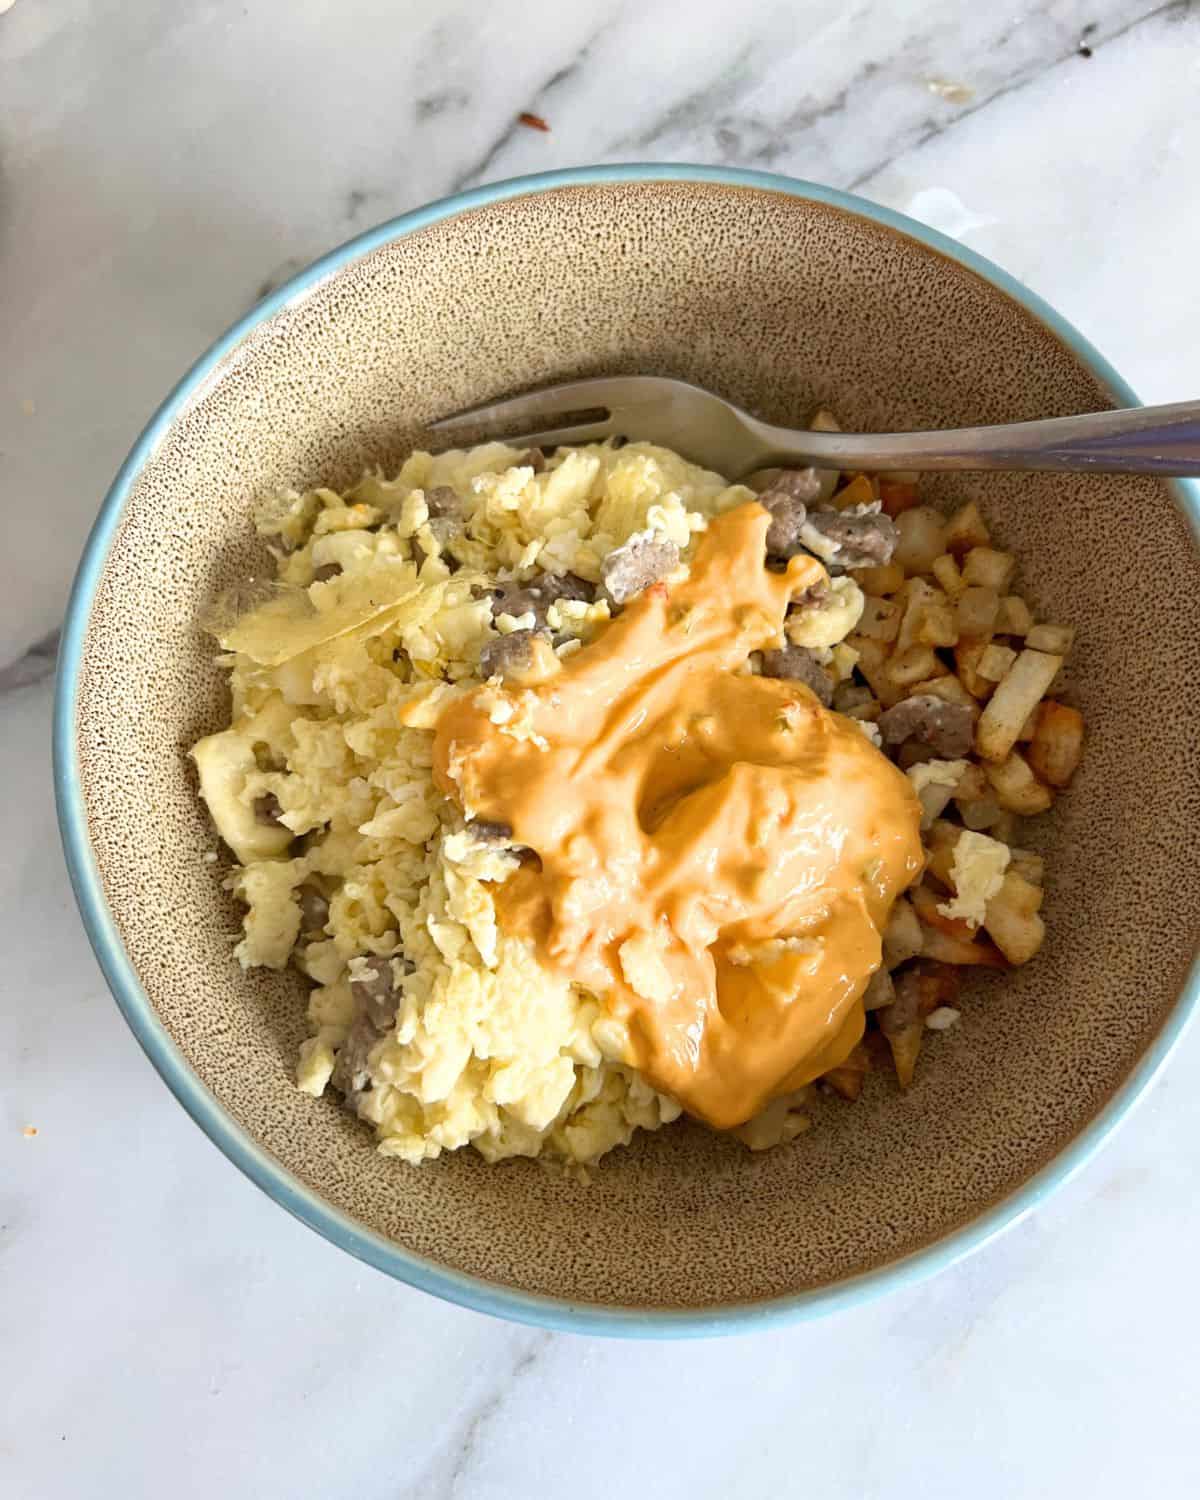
[{"x1": 768, "y1": 399, "x2": 1200, "y2": 475}]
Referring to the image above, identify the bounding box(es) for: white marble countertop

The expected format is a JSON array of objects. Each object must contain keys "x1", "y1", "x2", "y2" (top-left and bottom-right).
[{"x1": 4, "y1": 1, "x2": 1199, "y2": 1495}]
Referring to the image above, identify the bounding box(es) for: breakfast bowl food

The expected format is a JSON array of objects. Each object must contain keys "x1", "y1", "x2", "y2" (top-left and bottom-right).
[{"x1": 55, "y1": 165, "x2": 1200, "y2": 1334}]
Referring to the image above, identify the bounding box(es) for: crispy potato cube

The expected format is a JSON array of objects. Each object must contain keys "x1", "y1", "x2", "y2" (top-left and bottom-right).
[
  {"x1": 990, "y1": 810, "x2": 1016, "y2": 844},
  {"x1": 1017, "y1": 706, "x2": 1039, "y2": 741},
  {"x1": 1008, "y1": 847, "x2": 1045, "y2": 886},
  {"x1": 878, "y1": 971, "x2": 924, "y2": 1087},
  {"x1": 910, "y1": 673, "x2": 979, "y2": 713},
  {"x1": 889, "y1": 644, "x2": 942, "y2": 687},
  {"x1": 856, "y1": 595, "x2": 902, "y2": 643},
  {"x1": 855, "y1": 561, "x2": 905, "y2": 595},
  {"x1": 833, "y1": 473, "x2": 878, "y2": 511},
  {"x1": 851, "y1": 636, "x2": 906, "y2": 709},
  {"x1": 931, "y1": 553, "x2": 965, "y2": 598},
  {"x1": 954, "y1": 637, "x2": 996, "y2": 700},
  {"x1": 862, "y1": 967, "x2": 895, "y2": 1012},
  {"x1": 915, "y1": 600, "x2": 960, "y2": 647},
  {"x1": 996, "y1": 594, "x2": 1033, "y2": 636},
  {"x1": 894, "y1": 507, "x2": 948, "y2": 576},
  {"x1": 978, "y1": 642, "x2": 1018, "y2": 682},
  {"x1": 829, "y1": 642, "x2": 859, "y2": 684},
  {"x1": 1027, "y1": 700, "x2": 1085, "y2": 787},
  {"x1": 959, "y1": 794, "x2": 1004, "y2": 831},
  {"x1": 975, "y1": 648, "x2": 1063, "y2": 761},
  {"x1": 895, "y1": 578, "x2": 942, "y2": 653},
  {"x1": 879, "y1": 480, "x2": 921, "y2": 517},
  {"x1": 1026, "y1": 622, "x2": 1076, "y2": 656},
  {"x1": 809, "y1": 406, "x2": 842, "y2": 432},
  {"x1": 956, "y1": 585, "x2": 1000, "y2": 641},
  {"x1": 822, "y1": 1042, "x2": 871, "y2": 1100},
  {"x1": 918, "y1": 923, "x2": 1008, "y2": 967},
  {"x1": 911, "y1": 883, "x2": 977, "y2": 939},
  {"x1": 984, "y1": 750, "x2": 1055, "y2": 815},
  {"x1": 983, "y1": 872, "x2": 1046, "y2": 964},
  {"x1": 954, "y1": 763, "x2": 988, "y2": 801},
  {"x1": 882, "y1": 898, "x2": 924, "y2": 969},
  {"x1": 962, "y1": 547, "x2": 1016, "y2": 592},
  {"x1": 944, "y1": 499, "x2": 991, "y2": 555}
]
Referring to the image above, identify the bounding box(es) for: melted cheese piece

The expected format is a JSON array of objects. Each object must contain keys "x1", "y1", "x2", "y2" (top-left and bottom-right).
[{"x1": 433, "y1": 503, "x2": 923, "y2": 1130}]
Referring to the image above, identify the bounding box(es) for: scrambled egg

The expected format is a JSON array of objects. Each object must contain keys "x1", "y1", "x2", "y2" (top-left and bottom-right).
[{"x1": 191, "y1": 440, "x2": 822, "y2": 1167}]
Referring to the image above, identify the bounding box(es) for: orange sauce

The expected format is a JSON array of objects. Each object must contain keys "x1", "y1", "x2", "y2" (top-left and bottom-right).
[{"x1": 433, "y1": 502, "x2": 923, "y2": 1129}]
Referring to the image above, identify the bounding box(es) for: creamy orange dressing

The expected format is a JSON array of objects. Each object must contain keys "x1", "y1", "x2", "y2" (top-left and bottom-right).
[{"x1": 433, "y1": 503, "x2": 923, "y2": 1129}]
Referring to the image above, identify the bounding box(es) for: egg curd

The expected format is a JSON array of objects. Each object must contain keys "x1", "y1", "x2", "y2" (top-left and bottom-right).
[{"x1": 192, "y1": 440, "x2": 916, "y2": 1167}]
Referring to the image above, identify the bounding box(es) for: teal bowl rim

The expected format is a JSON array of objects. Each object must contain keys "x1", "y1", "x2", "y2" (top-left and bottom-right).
[{"x1": 54, "y1": 163, "x2": 1200, "y2": 1338}]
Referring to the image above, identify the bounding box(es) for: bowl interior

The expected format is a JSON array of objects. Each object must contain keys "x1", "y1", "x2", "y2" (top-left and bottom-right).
[{"x1": 71, "y1": 178, "x2": 1200, "y2": 1314}]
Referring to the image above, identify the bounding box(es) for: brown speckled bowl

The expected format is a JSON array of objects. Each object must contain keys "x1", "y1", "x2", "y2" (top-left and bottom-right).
[{"x1": 55, "y1": 167, "x2": 1200, "y2": 1335}]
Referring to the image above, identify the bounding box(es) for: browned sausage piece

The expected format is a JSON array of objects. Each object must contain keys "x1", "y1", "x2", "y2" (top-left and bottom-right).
[
  {"x1": 877, "y1": 695, "x2": 974, "y2": 757},
  {"x1": 490, "y1": 572, "x2": 596, "y2": 627},
  {"x1": 349, "y1": 954, "x2": 406, "y2": 1030},
  {"x1": 253, "y1": 792, "x2": 284, "y2": 826},
  {"x1": 478, "y1": 628, "x2": 545, "y2": 680},
  {"x1": 802, "y1": 509, "x2": 898, "y2": 569},
  {"x1": 759, "y1": 645, "x2": 834, "y2": 706},
  {"x1": 760, "y1": 469, "x2": 822, "y2": 558},
  {"x1": 297, "y1": 883, "x2": 329, "y2": 937}
]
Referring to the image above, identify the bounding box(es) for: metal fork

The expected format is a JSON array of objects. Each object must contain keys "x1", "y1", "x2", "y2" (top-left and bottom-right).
[{"x1": 429, "y1": 375, "x2": 1200, "y2": 477}]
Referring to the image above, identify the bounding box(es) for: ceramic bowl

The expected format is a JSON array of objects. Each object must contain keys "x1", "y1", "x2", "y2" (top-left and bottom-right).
[{"x1": 55, "y1": 165, "x2": 1200, "y2": 1335}]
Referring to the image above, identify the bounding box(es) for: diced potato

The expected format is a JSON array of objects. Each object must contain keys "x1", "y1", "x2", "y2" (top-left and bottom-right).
[
  {"x1": 915, "y1": 600, "x2": 959, "y2": 647},
  {"x1": 879, "y1": 480, "x2": 921, "y2": 518},
  {"x1": 1008, "y1": 847, "x2": 1045, "y2": 886},
  {"x1": 856, "y1": 595, "x2": 902, "y2": 643},
  {"x1": 882, "y1": 898, "x2": 924, "y2": 969},
  {"x1": 944, "y1": 499, "x2": 991, "y2": 555},
  {"x1": 833, "y1": 473, "x2": 877, "y2": 511},
  {"x1": 888, "y1": 644, "x2": 941, "y2": 687},
  {"x1": 959, "y1": 795, "x2": 1004, "y2": 831},
  {"x1": 984, "y1": 750, "x2": 1055, "y2": 815},
  {"x1": 894, "y1": 507, "x2": 947, "y2": 576},
  {"x1": 954, "y1": 763, "x2": 988, "y2": 802},
  {"x1": 996, "y1": 594, "x2": 1033, "y2": 636},
  {"x1": 990, "y1": 810, "x2": 1016, "y2": 844},
  {"x1": 862, "y1": 967, "x2": 895, "y2": 1012},
  {"x1": 809, "y1": 407, "x2": 841, "y2": 432},
  {"x1": 954, "y1": 638, "x2": 996, "y2": 700},
  {"x1": 1017, "y1": 706, "x2": 1039, "y2": 741},
  {"x1": 918, "y1": 924, "x2": 1008, "y2": 968},
  {"x1": 978, "y1": 642, "x2": 1018, "y2": 682},
  {"x1": 962, "y1": 547, "x2": 1016, "y2": 592},
  {"x1": 1027, "y1": 700, "x2": 1085, "y2": 787},
  {"x1": 829, "y1": 642, "x2": 859, "y2": 684},
  {"x1": 931, "y1": 553, "x2": 965, "y2": 598},
  {"x1": 910, "y1": 674, "x2": 978, "y2": 713},
  {"x1": 911, "y1": 883, "x2": 977, "y2": 940},
  {"x1": 851, "y1": 636, "x2": 905, "y2": 709},
  {"x1": 983, "y1": 872, "x2": 1046, "y2": 965},
  {"x1": 1026, "y1": 622, "x2": 1076, "y2": 656},
  {"x1": 895, "y1": 578, "x2": 943, "y2": 653},
  {"x1": 955, "y1": 585, "x2": 1000, "y2": 641},
  {"x1": 975, "y1": 649, "x2": 1063, "y2": 761},
  {"x1": 855, "y1": 561, "x2": 905, "y2": 596},
  {"x1": 822, "y1": 1042, "x2": 871, "y2": 1100}
]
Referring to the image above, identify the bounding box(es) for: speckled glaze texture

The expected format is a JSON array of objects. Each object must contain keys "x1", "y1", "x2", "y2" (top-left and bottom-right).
[{"x1": 71, "y1": 180, "x2": 1200, "y2": 1310}]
